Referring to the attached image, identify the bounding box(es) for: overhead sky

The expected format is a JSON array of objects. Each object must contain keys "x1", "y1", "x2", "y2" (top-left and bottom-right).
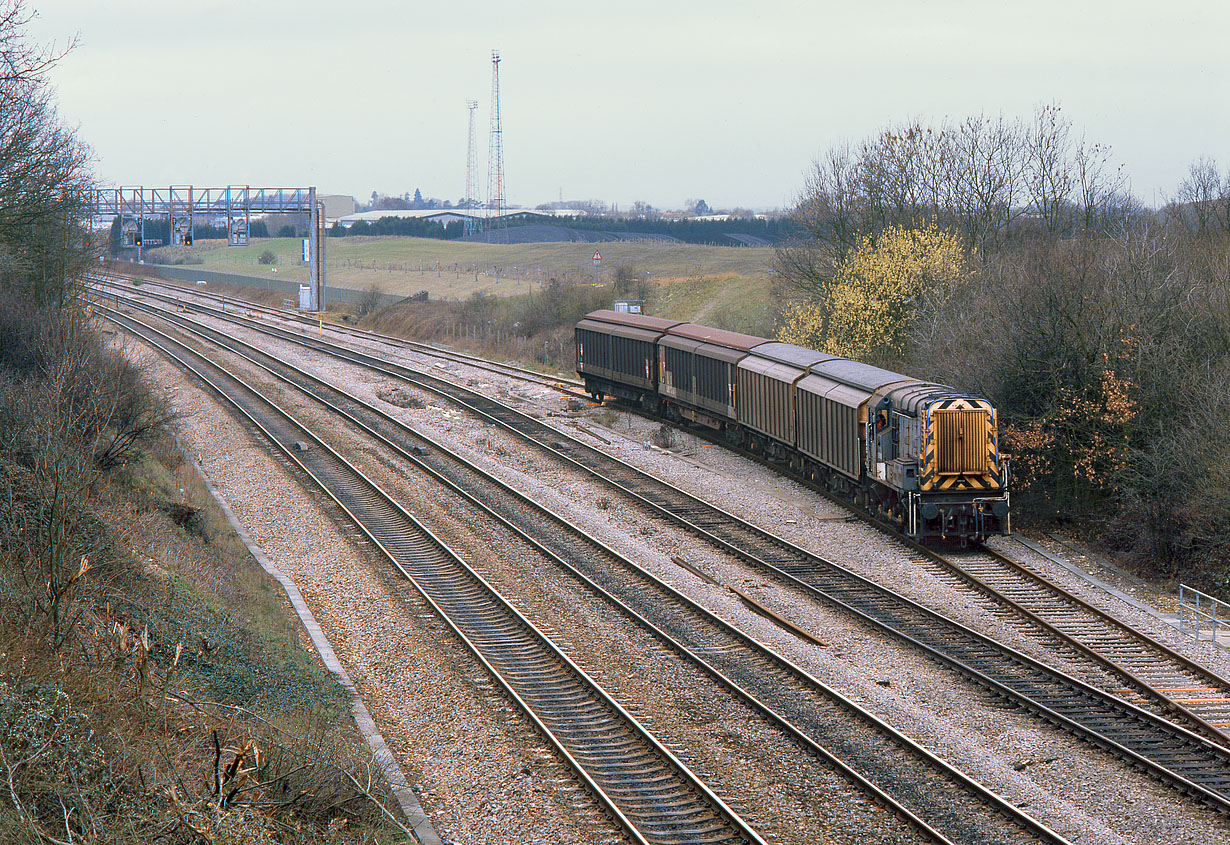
[{"x1": 26, "y1": 0, "x2": 1230, "y2": 211}]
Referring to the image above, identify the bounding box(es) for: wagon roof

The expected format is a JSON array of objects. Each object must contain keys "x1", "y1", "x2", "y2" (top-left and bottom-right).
[
  {"x1": 811, "y1": 358, "x2": 921, "y2": 392},
  {"x1": 694, "y1": 342, "x2": 750, "y2": 364},
  {"x1": 750, "y1": 341, "x2": 841, "y2": 369},
  {"x1": 576, "y1": 318, "x2": 664, "y2": 344},
  {"x1": 667, "y1": 323, "x2": 769, "y2": 351},
  {"x1": 582, "y1": 309, "x2": 684, "y2": 332},
  {"x1": 798, "y1": 372, "x2": 874, "y2": 409}
]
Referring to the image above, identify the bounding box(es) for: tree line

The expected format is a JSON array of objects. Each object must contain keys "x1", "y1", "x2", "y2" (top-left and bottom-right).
[
  {"x1": 774, "y1": 104, "x2": 1230, "y2": 587},
  {"x1": 0, "y1": 2, "x2": 92, "y2": 304},
  {"x1": 328, "y1": 212, "x2": 791, "y2": 245}
]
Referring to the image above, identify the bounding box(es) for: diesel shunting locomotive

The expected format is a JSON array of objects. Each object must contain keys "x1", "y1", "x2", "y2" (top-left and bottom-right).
[{"x1": 575, "y1": 309, "x2": 1009, "y2": 543}]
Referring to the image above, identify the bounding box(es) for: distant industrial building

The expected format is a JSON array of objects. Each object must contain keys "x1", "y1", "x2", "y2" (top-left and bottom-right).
[{"x1": 318, "y1": 195, "x2": 358, "y2": 219}]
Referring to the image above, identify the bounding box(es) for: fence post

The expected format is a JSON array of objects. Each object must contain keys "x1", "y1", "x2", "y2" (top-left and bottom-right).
[{"x1": 1179, "y1": 585, "x2": 1186, "y2": 636}]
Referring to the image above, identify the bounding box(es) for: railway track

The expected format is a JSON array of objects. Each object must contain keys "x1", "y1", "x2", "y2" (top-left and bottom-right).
[
  {"x1": 91, "y1": 271, "x2": 587, "y2": 397},
  {"x1": 727, "y1": 421, "x2": 1230, "y2": 749},
  {"x1": 97, "y1": 304, "x2": 764, "y2": 845},
  {"x1": 102, "y1": 293, "x2": 1070, "y2": 844},
  {"x1": 942, "y1": 542, "x2": 1230, "y2": 738},
  {"x1": 99, "y1": 278, "x2": 1230, "y2": 815}
]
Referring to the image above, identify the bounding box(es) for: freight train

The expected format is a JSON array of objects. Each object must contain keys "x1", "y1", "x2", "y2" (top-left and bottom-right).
[{"x1": 575, "y1": 309, "x2": 1009, "y2": 543}]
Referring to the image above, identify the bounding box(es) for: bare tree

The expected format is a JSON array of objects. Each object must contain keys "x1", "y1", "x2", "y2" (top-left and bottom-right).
[
  {"x1": 798, "y1": 143, "x2": 864, "y2": 260},
  {"x1": 0, "y1": 0, "x2": 93, "y2": 306},
  {"x1": 772, "y1": 145, "x2": 860, "y2": 302},
  {"x1": 918, "y1": 124, "x2": 957, "y2": 228},
  {"x1": 950, "y1": 113, "x2": 1024, "y2": 253},
  {"x1": 1074, "y1": 137, "x2": 1126, "y2": 235},
  {"x1": 0, "y1": 0, "x2": 75, "y2": 84},
  {"x1": 859, "y1": 123, "x2": 930, "y2": 230},
  {"x1": 1221, "y1": 166, "x2": 1230, "y2": 236},
  {"x1": 1168, "y1": 157, "x2": 1226, "y2": 238},
  {"x1": 1023, "y1": 102, "x2": 1077, "y2": 236},
  {"x1": 356, "y1": 283, "x2": 383, "y2": 317},
  {"x1": 772, "y1": 233, "x2": 836, "y2": 305},
  {"x1": 777, "y1": 103, "x2": 1132, "y2": 314}
]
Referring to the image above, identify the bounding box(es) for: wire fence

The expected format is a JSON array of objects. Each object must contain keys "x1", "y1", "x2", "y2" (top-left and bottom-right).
[{"x1": 1178, "y1": 584, "x2": 1230, "y2": 648}]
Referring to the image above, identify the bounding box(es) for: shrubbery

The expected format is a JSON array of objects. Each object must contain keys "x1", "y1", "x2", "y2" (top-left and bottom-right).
[
  {"x1": 776, "y1": 108, "x2": 1230, "y2": 589},
  {"x1": 778, "y1": 223, "x2": 969, "y2": 365},
  {"x1": 369, "y1": 275, "x2": 612, "y2": 370}
]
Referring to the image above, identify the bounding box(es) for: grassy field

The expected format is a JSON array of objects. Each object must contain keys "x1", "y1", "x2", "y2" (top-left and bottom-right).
[{"x1": 147, "y1": 236, "x2": 778, "y2": 332}]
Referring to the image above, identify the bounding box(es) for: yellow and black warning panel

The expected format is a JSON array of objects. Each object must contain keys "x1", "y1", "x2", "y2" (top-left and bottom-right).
[{"x1": 921, "y1": 398, "x2": 1002, "y2": 492}]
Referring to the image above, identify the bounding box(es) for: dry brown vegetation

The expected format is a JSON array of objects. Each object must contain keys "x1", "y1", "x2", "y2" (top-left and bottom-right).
[
  {"x1": 0, "y1": 5, "x2": 407, "y2": 840},
  {"x1": 0, "y1": 293, "x2": 407, "y2": 844},
  {"x1": 364, "y1": 277, "x2": 613, "y2": 372},
  {"x1": 351, "y1": 256, "x2": 777, "y2": 376}
]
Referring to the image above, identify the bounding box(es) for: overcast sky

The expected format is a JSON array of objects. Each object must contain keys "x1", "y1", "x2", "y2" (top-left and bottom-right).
[{"x1": 26, "y1": 0, "x2": 1230, "y2": 210}]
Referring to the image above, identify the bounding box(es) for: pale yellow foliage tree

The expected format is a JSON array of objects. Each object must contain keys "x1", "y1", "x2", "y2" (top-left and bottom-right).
[
  {"x1": 776, "y1": 299, "x2": 829, "y2": 351},
  {"x1": 778, "y1": 223, "x2": 971, "y2": 362}
]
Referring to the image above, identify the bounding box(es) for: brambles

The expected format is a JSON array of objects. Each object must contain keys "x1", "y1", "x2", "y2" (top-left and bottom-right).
[
  {"x1": 356, "y1": 282, "x2": 383, "y2": 317},
  {"x1": 0, "y1": 7, "x2": 406, "y2": 840}
]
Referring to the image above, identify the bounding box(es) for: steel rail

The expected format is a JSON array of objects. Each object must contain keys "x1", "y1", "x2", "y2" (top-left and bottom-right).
[
  {"x1": 104, "y1": 290, "x2": 1069, "y2": 845},
  {"x1": 91, "y1": 272, "x2": 587, "y2": 396},
  {"x1": 908, "y1": 540, "x2": 1230, "y2": 745},
  {"x1": 98, "y1": 304, "x2": 764, "y2": 845},
  {"x1": 701, "y1": 411, "x2": 1230, "y2": 750}
]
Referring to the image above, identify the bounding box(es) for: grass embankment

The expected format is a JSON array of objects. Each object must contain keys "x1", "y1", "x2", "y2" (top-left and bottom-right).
[
  {"x1": 148, "y1": 236, "x2": 777, "y2": 331},
  {"x1": 0, "y1": 299, "x2": 401, "y2": 842}
]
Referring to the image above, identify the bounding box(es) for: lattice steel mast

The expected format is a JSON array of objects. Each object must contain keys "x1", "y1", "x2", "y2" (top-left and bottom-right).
[
  {"x1": 464, "y1": 99, "x2": 479, "y2": 238},
  {"x1": 485, "y1": 50, "x2": 506, "y2": 242}
]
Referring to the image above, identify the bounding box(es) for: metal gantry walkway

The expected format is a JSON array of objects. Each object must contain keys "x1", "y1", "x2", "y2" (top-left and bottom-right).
[{"x1": 90, "y1": 185, "x2": 328, "y2": 309}]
